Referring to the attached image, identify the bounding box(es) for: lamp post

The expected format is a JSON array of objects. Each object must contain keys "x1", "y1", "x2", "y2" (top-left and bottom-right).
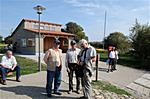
[
  {"x1": 33, "y1": 5, "x2": 46, "y2": 71},
  {"x1": 103, "y1": 11, "x2": 107, "y2": 49}
]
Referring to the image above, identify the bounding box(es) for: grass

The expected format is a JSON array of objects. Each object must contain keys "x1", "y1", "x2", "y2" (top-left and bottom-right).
[
  {"x1": 0, "y1": 43, "x2": 7, "y2": 50},
  {"x1": 0, "y1": 55, "x2": 46, "y2": 76},
  {"x1": 92, "y1": 80, "x2": 131, "y2": 96}
]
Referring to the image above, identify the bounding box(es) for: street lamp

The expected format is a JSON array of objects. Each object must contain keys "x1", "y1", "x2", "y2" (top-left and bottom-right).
[{"x1": 33, "y1": 5, "x2": 46, "y2": 71}]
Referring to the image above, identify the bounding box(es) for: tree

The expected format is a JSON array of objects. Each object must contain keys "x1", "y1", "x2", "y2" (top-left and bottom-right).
[
  {"x1": 130, "y1": 21, "x2": 150, "y2": 68},
  {"x1": 62, "y1": 22, "x2": 88, "y2": 42},
  {"x1": 5, "y1": 35, "x2": 12, "y2": 44},
  {"x1": 105, "y1": 32, "x2": 131, "y2": 53},
  {"x1": 0, "y1": 35, "x2": 3, "y2": 43}
]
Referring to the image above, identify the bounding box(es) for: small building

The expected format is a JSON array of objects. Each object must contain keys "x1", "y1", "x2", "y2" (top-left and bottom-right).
[{"x1": 11, "y1": 19, "x2": 74, "y2": 54}]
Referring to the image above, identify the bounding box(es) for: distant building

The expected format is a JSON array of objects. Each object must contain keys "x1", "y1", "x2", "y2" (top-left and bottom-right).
[{"x1": 11, "y1": 19, "x2": 74, "y2": 54}]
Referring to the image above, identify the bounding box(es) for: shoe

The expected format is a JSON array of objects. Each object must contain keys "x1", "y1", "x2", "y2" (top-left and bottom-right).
[
  {"x1": 76, "y1": 90, "x2": 81, "y2": 94},
  {"x1": 68, "y1": 90, "x2": 72, "y2": 94},
  {"x1": 107, "y1": 69, "x2": 109, "y2": 73},
  {"x1": 2, "y1": 80, "x2": 7, "y2": 85},
  {"x1": 16, "y1": 78, "x2": 21, "y2": 82},
  {"x1": 54, "y1": 91, "x2": 62, "y2": 95},
  {"x1": 110, "y1": 69, "x2": 113, "y2": 72},
  {"x1": 79, "y1": 96, "x2": 86, "y2": 99},
  {"x1": 47, "y1": 94, "x2": 52, "y2": 98}
]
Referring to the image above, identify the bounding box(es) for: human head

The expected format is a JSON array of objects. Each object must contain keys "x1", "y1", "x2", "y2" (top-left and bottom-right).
[
  {"x1": 54, "y1": 38, "x2": 60, "y2": 49},
  {"x1": 6, "y1": 50, "x2": 13, "y2": 58},
  {"x1": 70, "y1": 40, "x2": 76, "y2": 49},
  {"x1": 79, "y1": 39, "x2": 88, "y2": 48},
  {"x1": 112, "y1": 47, "x2": 115, "y2": 51}
]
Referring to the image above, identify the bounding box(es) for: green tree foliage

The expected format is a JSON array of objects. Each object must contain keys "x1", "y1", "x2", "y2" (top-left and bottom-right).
[
  {"x1": 130, "y1": 21, "x2": 150, "y2": 69},
  {"x1": 4, "y1": 35, "x2": 12, "y2": 44},
  {"x1": 89, "y1": 41, "x2": 103, "y2": 48},
  {"x1": 0, "y1": 35, "x2": 3, "y2": 43},
  {"x1": 63, "y1": 22, "x2": 88, "y2": 42},
  {"x1": 105, "y1": 32, "x2": 131, "y2": 53}
]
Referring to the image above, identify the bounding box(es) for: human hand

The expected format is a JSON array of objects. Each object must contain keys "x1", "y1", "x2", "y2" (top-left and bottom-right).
[
  {"x1": 11, "y1": 67, "x2": 14, "y2": 71},
  {"x1": 66, "y1": 68, "x2": 70, "y2": 73},
  {"x1": 79, "y1": 62, "x2": 84, "y2": 66}
]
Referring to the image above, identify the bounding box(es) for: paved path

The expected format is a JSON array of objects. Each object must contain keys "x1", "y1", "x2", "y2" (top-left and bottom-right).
[
  {"x1": 0, "y1": 71, "x2": 82, "y2": 99},
  {"x1": 17, "y1": 54, "x2": 148, "y2": 88},
  {"x1": 1, "y1": 54, "x2": 149, "y2": 98}
]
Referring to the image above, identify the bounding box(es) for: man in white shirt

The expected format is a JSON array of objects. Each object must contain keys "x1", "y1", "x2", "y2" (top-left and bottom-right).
[
  {"x1": 0, "y1": 50, "x2": 21, "y2": 85},
  {"x1": 78, "y1": 39, "x2": 96, "y2": 99},
  {"x1": 66, "y1": 40, "x2": 81, "y2": 94},
  {"x1": 113, "y1": 47, "x2": 119, "y2": 70},
  {"x1": 108, "y1": 47, "x2": 115, "y2": 72}
]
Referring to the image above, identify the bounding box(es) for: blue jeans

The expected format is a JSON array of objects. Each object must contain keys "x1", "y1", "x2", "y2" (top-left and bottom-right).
[
  {"x1": 46, "y1": 67, "x2": 61, "y2": 94},
  {"x1": 0, "y1": 65, "x2": 21, "y2": 80}
]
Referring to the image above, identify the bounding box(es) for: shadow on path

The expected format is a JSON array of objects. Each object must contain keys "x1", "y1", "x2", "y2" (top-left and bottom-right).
[
  {"x1": 1, "y1": 86, "x2": 78, "y2": 99},
  {"x1": 93, "y1": 67, "x2": 108, "y2": 72}
]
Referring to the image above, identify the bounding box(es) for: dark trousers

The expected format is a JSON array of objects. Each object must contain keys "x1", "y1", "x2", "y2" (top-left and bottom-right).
[
  {"x1": 112, "y1": 59, "x2": 117, "y2": 70},
  {"x1": 0, "y1": 65, "x2": 20, "y2": 80},
  {"x1": 46, "y1": 67, "x2": 61, "y2": 94},
  {"x1": 68, "y1": 63, "x2": 81, "y2": 91}
]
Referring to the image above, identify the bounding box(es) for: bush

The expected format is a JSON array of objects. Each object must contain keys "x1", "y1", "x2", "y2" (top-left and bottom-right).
[{"x1": 96, "y1": 49, "x2": 108, "y2": 61}]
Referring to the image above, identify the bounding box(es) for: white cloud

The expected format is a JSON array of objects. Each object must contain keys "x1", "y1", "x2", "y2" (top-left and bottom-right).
[{"x1": 64, "y1": 0, "x2": 100, "y2": 15}]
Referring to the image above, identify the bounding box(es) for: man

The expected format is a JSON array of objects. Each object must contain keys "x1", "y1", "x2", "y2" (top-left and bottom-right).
[
  {"x1": 66, "y1": 40, "x2": 81, "y2": 94},
  {"x1": 78, "y1": 39, "x2": 96, "y2": 99},
  {"x1": 44, "y1": 38, "x2": 62, "y2": 98},
  {"x1": 0, "y1": 50, "x2": 21, "y2": 85},
  {"x1": 113, "y1": 47, "x2": 119, "y2": 70},
  {"x1": 108, "y1": 47, "x2": 115, "y2": 72}
]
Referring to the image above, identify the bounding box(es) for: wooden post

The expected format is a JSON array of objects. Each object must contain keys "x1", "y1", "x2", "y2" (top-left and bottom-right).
[{"x1": 95, "y1": 54, "x2": 99, "y2": 81}]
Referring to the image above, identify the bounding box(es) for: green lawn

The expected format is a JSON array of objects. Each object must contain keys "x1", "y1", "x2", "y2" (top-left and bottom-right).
[
  {"x1": 92, "y1": 80, "x2": 131, "y2": 96},
  {"x1": 0, "y1": 55, "x2": 46, "y2": 76}
]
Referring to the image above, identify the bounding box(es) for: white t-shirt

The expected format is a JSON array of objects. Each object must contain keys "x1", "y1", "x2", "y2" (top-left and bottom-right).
[
  {"x1": 109, "y1": 51, "x2": 115, "y2": 58},
  {"x1": 1, "y1": 56, "x2": 17, "y2": 68}
]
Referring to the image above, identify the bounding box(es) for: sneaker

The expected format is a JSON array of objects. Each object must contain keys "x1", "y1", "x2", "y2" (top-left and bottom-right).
[
  {"x1": 47, "y1": 94, "x2": 52, "y2": 98},
  {"x1": 2, "y1": 80, "x2": 7, "y2": 85},
  {"x1": 54, "y1": 91, "x2": 62, "y2": 95},
  {"x1": 76, "y1": 90, "x2": 81, "y2": 94},
  {"x1": 16, "y1": 78, "x2": 21, "y2": 82},
  {"x1": 107, "y1": 69, "x2": 109, "y2": 73},
  {"x1": 68, "y1": 90, "x2": 72, "y2": 94}
]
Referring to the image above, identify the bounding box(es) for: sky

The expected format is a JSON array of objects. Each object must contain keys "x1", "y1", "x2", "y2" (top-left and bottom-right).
[{"x1": 0, "y1": 0, "x2": 149, "y2": 41}]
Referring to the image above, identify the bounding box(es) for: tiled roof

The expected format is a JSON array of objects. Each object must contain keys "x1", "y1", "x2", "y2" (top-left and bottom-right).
[
  {"x1": 24, "y1": 28, "x2": 74, "y2": 36},
  {"x1": 23, "y1": 19, "x2": 62, "y2": 26}
]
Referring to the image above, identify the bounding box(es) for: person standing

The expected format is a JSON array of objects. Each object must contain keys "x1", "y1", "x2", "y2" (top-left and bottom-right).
[
  {"x1": 66, "y1": 40, "x2": 81, "y2": 94},
  {"x1": 44, "y1": 38, "x2": 62, "y2": 98},
  {"x1": 0, "y1": 50, "x2": 21, "y2": 85},
  {"x1": 107, "y1": 47, "x2": 115, "y2": 72},
  {"x1": 78, "y1": 39, "x2": 96, "y2": 99},
  {"x1": 113, "y1": 47, "x2": 119, "y2": 70}
]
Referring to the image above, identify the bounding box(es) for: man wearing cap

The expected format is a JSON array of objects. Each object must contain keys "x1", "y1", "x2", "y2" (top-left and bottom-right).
[
  {"x1": 78, "y1": 39, "x2": 96, "y2": 99},
  {"x1": 66, "y1": 40, "x2": 81, "y2": 94},
  {"x1": 44, "y1": 38, "x2": 62, "y2": 98}
]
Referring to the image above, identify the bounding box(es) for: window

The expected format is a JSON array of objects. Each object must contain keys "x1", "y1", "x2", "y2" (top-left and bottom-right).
[
  {"x1": 33, "y1": 25, "x2": 45, "y2": 30},
  {"x1": 50, "y1": 26, "x2": 56, "y2": 31},
  {"x1": 27, "y1": 38, "x2": 35, "y2": 47},
  {"x1": 63, "y1": 39, "x2": 68, "y2": 46},
  {"x1": 33, "y1": 25, "x2": 38, "y2": 29},
  {"x1": 45, "y1": 26, "x2": 50, "y2": 30},
  {"x1": 21, "y1": 39, "x2": 26, "y2": 47}
]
